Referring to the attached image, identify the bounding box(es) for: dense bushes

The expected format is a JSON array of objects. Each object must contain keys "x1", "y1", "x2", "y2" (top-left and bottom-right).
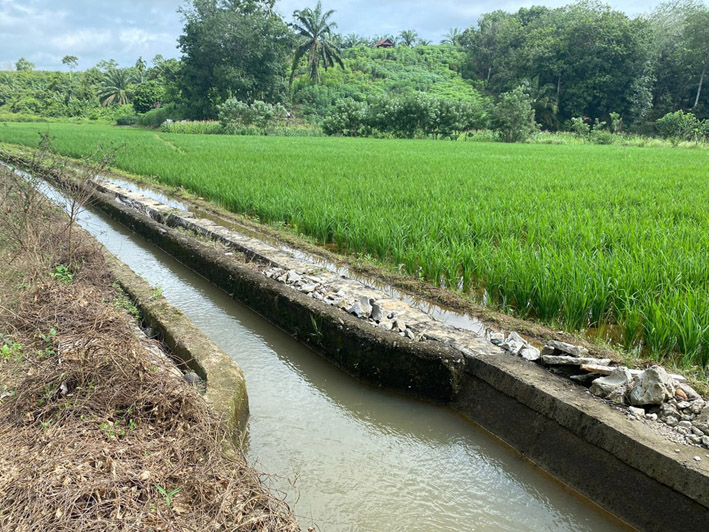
[
  {"x1": 132, "y1": 80, "x2": 165, "y2": 113},
  {"x1": 656, "y1": 111, "x2": 709, "y2": 143},
  {"x1": 217, "y1": 98, "x2": 289, "y2": 129},
  {"x1": 322, "y1": 92, "x2": 487, "y2": 138},
  {"x1": 137, "y1": 105, "x2": 182, "y2": 127},
  {"x1": 291, "y1": 45, "x2": 484, "y2": 120}
]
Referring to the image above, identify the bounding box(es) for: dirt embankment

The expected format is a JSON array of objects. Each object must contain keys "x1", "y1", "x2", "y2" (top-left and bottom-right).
[{"x1": 0, "y1": 163, "x2": 297, "y2": 530}]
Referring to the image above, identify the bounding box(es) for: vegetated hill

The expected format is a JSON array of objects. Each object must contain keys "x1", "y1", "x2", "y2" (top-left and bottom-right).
[{"x1": 291, "y1": 45, "x2": 487, "y2": 120}]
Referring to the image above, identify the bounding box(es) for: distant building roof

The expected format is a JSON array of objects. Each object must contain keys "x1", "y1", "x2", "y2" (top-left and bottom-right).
[{"x1": 374, "y1": 38, "x2": 395, "y2": 48}]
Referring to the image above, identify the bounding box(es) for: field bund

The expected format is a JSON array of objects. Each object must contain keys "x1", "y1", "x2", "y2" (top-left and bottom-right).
[{"x1": 46, "y1": 169, "x2": 707, "y2": 531}]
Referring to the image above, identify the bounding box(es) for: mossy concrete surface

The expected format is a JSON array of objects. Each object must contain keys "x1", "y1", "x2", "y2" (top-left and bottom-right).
[{"x1": 103, "y1": 251, "x2": 249, "y2": 434}]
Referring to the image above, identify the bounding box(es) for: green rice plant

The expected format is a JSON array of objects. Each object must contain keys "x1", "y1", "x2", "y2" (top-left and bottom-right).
[
  {"x1": 1, "y1": 122, "x2": 709, "y2": 367},
  {"x1": 642, "y1": 299, "x2": 678, "y2": 361}
]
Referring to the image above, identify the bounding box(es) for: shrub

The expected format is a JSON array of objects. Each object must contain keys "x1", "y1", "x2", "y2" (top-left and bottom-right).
[
  {"x1": 160, "y1": 120, "x2": 224, "y2": 135},
  {"x1": 589, "y1": 130, "x2": 615, "y2": 145},
  {"x1": 116, "y1": 114, "x2": 140, "y2": 126},
  {"x1": 322, "y1": 93, "x2": 486, "y2": 139},
  {"x1": 217, "y1": 98, "x2": 289, "y2": 129},
  {"x1": 569, "y1": 117, "x2": 590, "y2": 137},
  {"x1": 140, "y1": 107, "x2": 170, "y2": 127},
  {"x1": 322, "y1": 98, "x2": 369, "y2": 136},
  {"x1": 656, "y1": 110, "x2": 701, "y2": 142},
  {"x1": 493, "y1": 86, "x2": 539, "y2": 143}
]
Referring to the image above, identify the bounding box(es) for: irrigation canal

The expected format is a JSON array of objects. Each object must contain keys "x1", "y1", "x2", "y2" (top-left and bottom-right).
[{"x1": 28, "y1": 168, "x2": 630, "y2": 531}]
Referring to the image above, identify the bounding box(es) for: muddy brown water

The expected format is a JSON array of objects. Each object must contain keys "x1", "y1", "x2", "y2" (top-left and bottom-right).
[{"x1": 18, "y1": 166, "x2": 630, "y2": 532}]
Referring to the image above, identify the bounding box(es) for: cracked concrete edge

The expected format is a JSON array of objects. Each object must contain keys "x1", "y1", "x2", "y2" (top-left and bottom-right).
[
  {"x1": 102, "y1": 248, "x2": 249, "y2": 435},
  {"x1": 455, "y1": 355, "x2": 709, "y2": 530}
]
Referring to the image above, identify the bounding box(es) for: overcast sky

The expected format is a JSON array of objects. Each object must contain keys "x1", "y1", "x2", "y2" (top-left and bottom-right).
[{"x1": 0, "y1": 0, "x2": 667, "y2": 71}]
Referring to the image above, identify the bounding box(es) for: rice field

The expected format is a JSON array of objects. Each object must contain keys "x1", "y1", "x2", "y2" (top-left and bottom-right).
[{"x1": 2, "y1": 122, "x2": 709, "y2": 368}]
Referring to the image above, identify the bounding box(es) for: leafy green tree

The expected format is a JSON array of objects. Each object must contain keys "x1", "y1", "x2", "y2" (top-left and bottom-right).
[
  {"x1": 95, "y1": 59, "x2": 119, "y2": 72},
  {"x1": 132, "y1": 80, "x2": 165, "y2": 113},
  {"x1": 290, "y1": 1, "x2": 344, "y2": 85},
  {"x1": 15, "y1": 57, "x2": 34, "y2": 72},
  {"x1": 685, "y1": 7, "x2": 709, "y2": 108},
  {"x1": 177, "y1": 0, "x2": 292, "y2": 118},
  {"x1": 62, "y1": 55, "x2": 78, "y2": 74},
  {"x1": 398, "y1": 30, "x2": 418, "y2": 47},
  {"x1": 460, "y1": 10, "x2": 521, "y2": 85},
  {"x1": 100, "y1": 69, "x2": 136, "y2": 106},
  {"x1": 493, "y1": 85, "x2": 539, "y2": 142}
]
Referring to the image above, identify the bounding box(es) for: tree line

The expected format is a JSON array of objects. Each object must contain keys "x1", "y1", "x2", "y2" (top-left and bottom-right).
[{"x1": 1, "y1": 0, "x2": 708, "y2": 141}]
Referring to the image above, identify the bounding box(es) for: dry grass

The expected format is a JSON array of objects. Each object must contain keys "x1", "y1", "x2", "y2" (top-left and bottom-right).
[{"x1": 0, "y1": 165, "x2": 298, "y2": 531}]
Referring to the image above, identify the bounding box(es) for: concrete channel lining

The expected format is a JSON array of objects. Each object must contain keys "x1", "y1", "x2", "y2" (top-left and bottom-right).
[
  {"x1": 101, "y1": 238, "x2": 250, "y2": 434},
  {"x1": 80, "y1": 176, "x2": 709, "y2": 531},
  {"x1": 2, "y1": 152, "x2": 707, "y2": 531}
]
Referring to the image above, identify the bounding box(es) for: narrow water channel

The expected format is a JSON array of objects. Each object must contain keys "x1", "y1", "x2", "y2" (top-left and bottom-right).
[{"x1": 29, "y1": 170, "x2": 629, "y2": 531}]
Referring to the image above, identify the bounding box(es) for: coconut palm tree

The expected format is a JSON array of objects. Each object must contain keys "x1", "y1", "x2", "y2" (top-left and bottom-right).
[
  {"x1": 290, "y1": 1, "x2": 344, "y2": 85},
  {"x1": 398, "y1": 30, "x2": 418, "y2": 47},
  {"x1": 441, "y1": 27, "x2": 463, "y2": 46},
  {"x1": 99, "y1": 69, "x2": 136, "y2": 106}
]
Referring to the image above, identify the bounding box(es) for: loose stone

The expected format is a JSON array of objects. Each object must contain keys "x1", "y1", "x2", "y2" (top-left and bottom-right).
[
  {"x1": 690, "y1": 399, "x2": 706, "y2": 415},
  {"x1": 590, "y1": 367, "x2": 632, "y2": 399},
  {"x1": 371, "y1": 302, "x2": 387, "y2": 322},
  {"x1": 628, "y1": 366, "x2": 676, "y2": 406},
  {"x1": 694, "y1": 404, "x2": 709, "y2": 425},
  {"x1": 286, "y1": 270, "x2": 302, "y2": 284},
  {"x1": 542, "y1": 355, "x2": 612, "y2": 366},
  {"x1": 488, "y1": 332, "x2": 504, "y2": 345},
  {"x1": 665, "y1": 416, "x2": 679, "y2": 427},
  {"x1": 299, "y1": 283, "x2": 318, "y2": 294},
  {"x1": 541, "y1": 340, "x2": 590, "y2": 358},
  {"x1": 677, "y1": 383, "x2": 701, "y2": 401},
  {"x1": 628, "y1": 406, "x2": 645, "y2": 417},
  {"x1": 501, "y1": 331, "x2": 526, "y2": 355},
  {"x1": 520, "y1": 346, "x2": 541, "y2": 362}
]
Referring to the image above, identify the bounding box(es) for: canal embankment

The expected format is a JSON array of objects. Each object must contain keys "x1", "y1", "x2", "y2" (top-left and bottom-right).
[{"x1": 0, "y1": 162, "x2": 296, "y2": 531}]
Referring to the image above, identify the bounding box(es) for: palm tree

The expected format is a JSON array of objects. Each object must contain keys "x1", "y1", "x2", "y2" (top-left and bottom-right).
[
  {"x1": 398, "y1": 30, "x2": 418, "y2": 47},
  {"x1": 342, "y1": 33, "x2": 366, "y2": 49},
  {"x1": 441, "y1": 28, "x2": 462, "y2": 46},
  {"x1": 290, "y1": 1, "x2": 344, "y2": 85},
  {"x1": 100, "y1": 69, "x2": 136, "y2": 106}
]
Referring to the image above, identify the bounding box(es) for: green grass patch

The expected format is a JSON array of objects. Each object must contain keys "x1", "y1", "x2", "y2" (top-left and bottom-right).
[{"x1": 2, "y1": 122, "x2": 709, "y2": 368}]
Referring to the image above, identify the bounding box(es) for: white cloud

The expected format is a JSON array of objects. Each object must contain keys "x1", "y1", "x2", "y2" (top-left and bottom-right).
[{"x1": 51, "y1": 29, "x2": 113, "y2": 52}]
